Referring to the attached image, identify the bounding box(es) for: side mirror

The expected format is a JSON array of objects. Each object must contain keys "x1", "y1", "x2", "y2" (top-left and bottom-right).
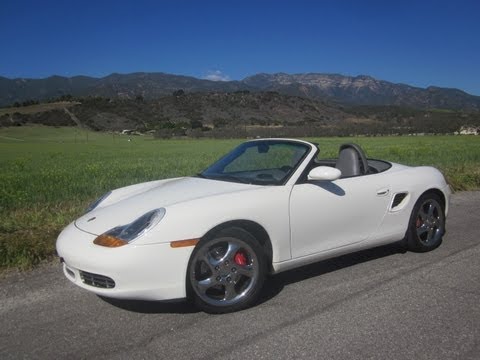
[{"x1": 307, "y1": 166, "x2": 341, "y2": 181}]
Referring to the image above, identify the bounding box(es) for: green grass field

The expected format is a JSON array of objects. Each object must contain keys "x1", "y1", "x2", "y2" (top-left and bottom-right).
[{"x1": 1, "y1": 125, "x2": 479, "y2": 270}]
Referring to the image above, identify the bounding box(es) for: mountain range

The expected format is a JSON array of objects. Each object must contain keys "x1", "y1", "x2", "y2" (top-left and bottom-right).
[{"x1": 1, "y1": 72, "x2": 479, "y2": 111}]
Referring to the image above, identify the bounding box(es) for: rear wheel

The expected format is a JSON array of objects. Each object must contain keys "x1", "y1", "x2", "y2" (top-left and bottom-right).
[
  {"x1": 187, "y1": 227, "x2": 266, "y2": 313},
  {"x1": 406, "y1": 193, "x2": 445, "y2": 252}
]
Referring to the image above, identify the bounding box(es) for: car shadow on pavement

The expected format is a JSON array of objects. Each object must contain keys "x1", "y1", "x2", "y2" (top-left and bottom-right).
[
  {"x1": 257, "y1": 241, "x2": 407, "y2": 305},
  {"x1": 99, "y1": 241, "x2": 406, "y2": 314},
  {"x1": 98, "y1": 296, "x2": 200, "y2": 314}
]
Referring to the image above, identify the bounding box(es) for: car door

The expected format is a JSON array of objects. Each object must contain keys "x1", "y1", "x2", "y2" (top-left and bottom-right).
[{"x1": 289, "y1": 174, "x2": 391, "y2": 258}]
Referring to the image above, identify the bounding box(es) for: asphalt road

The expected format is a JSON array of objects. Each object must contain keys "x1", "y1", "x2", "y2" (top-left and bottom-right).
[{"x1": 1, "y1": 192, "x2": 479, "y2": 360}]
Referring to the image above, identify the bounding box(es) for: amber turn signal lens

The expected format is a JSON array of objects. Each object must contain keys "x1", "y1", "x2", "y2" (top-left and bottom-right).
[
  {"x1": 93, "y1": 234, "x2": 128, "y2": 247},
  {"x1": 170, "y1": 239, "x2": 200, "y2": 248}
]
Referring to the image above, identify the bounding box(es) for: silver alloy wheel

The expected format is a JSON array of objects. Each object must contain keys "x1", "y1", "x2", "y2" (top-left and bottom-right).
[
  {"x1": 189, "y1": 237, "x2": 259, "y2": 307},
  {"x1": 415, "y1": 198, "x2": 445, "y2": 246}
]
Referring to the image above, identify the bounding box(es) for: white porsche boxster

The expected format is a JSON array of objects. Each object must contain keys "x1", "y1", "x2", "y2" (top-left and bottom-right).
[{"x1": 57, "y1": 138, "x2": 450, "y2": 313}]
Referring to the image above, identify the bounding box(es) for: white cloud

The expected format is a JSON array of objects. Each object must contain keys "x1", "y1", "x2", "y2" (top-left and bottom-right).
[{"x1": 204, "y1": 70, "x2": 231, "y2": 82}]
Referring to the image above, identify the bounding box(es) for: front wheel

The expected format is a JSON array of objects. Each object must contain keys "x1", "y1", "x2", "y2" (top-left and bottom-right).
[
  {"x1": 187, "y1": 227, "x2": 266, "y2": 313},
  {"x1": 406, "y1": 193, "x2": 445, "y2": 252}
]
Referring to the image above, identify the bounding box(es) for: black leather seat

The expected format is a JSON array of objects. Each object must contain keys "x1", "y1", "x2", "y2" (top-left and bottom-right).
[{"x1": 335, "y1": 144, "x2": 368, "y2": 177}]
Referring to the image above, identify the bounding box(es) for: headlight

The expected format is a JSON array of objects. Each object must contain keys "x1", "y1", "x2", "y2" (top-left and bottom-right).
[
  {"x1": 85, "y1": 191, "x2": 112, "y2": 214},
  {"x1": 93, "y1": 208, "x2": 166, "y2": 247}
]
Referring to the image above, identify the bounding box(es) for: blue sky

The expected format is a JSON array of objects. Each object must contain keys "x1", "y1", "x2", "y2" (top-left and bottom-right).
[{"x1": 1, "y1": 0, "x2": 479, "y2": 95}]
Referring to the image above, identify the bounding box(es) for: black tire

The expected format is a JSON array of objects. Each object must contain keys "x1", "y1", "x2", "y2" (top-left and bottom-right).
[
  {"x1": 406, "y1": 192, "x2": 445, "y2": 252},
  {"x1": 186, "y1": 227, "x2": 267, "y2": 314}
]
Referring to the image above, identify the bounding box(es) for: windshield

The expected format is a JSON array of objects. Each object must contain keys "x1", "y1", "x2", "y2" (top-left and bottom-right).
[{"x1": 199, "y1": 140, "x2": 310, "y2": 185}]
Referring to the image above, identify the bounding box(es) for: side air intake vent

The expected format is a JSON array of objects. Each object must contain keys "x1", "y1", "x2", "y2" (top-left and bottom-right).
[{"x1": 391, "y1": 192, "x2": 408, "y2": 209}]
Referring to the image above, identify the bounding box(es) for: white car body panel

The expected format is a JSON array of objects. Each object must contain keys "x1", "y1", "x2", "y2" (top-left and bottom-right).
[
  {"x1": 56, "y1": 138, "x2": 451, "y2": 301},
  {"x1": 273, "y1": 164, "x2": 451, "y2": 273},
  {"x1": 289, "y1": 171, "x2": 391, "y2": 258},
  {"x1": 75, "y1": 177, "x2": 259, "y2": 236}
]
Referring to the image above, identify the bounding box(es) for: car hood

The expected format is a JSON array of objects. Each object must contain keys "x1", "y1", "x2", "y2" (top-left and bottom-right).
[{"x1": 75, "y1": 177, "x2": 257, "y2": 235}]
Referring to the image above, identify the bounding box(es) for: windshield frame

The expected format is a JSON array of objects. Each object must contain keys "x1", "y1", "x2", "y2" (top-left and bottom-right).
[{"x1": 198, "y1": 139, "x2": 313, "y2": 186}]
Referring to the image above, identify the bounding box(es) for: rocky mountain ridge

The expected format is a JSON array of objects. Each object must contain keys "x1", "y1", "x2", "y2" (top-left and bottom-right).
[
  {"x1": 1, "y1": 71, "x2": 479, "y2": 111},
  {"x1": 243, "y1": 73, "x2": 480, "y2": 110}
]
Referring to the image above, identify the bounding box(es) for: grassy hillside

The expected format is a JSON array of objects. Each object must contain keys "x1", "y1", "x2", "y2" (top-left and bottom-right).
[
  {"x1": 1, "y1": 126, "x2": 479, "y2": 270},
  {"x1": 3, "y1": 95, "x2": 480, "y2": 137},
  {"x1": 0, "y1": 101, "x2": 80, "y2": 116}
]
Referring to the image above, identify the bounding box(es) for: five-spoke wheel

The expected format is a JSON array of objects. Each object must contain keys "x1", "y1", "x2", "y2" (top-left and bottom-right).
[
  {"x1": 407, "y1": 192, "x2": 445, "y2": 252},
  {"x1": 187, "y1": 227, "x2": 266, "y2": 313}
]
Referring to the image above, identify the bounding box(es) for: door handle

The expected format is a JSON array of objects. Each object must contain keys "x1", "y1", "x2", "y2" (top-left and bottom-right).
[{"x1": 376, "y1": 188, "x2": 390, "y2": 196}]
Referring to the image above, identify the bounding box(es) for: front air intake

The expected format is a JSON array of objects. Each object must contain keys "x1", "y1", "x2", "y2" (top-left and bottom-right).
[{"x1": 79, "y1": 270, "x2": 115, "y2": 289}]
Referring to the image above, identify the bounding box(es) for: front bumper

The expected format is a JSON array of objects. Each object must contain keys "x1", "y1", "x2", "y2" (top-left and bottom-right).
[
  {"x1": 56, "y1": 222, "x2": 194, "y2": 300},
  {"x1": 443, "y1": 184, "x2": 452, "y2": 217}
]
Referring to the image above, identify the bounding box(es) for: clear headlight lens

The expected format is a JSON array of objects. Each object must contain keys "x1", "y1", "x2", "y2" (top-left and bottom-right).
[
  {"x1": 85, "y1": 191, "x2": 112, "y2": 214},
  {"x1": 93, "y1": 208, "x2": 166, "y2": 247}
]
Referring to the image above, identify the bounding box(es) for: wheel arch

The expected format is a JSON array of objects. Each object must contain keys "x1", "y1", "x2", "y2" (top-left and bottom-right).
[
  {"x1": 200, "y1": 220, "x2": 274, "y2": 272},
  {"x1": 419, "y1": 188, "x2": 447, "y2": 212}
]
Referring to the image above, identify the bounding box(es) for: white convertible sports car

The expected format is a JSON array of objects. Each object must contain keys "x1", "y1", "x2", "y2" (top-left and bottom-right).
[{"x1": 57, "y1": 138, "x2": 450, "y2": 313}]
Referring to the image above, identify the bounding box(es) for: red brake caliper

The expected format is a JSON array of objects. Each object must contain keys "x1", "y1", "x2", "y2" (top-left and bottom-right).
[
  {"x1": 416, "y1": 217, "x2": 422, "y2": 228},
  {"x1": 234, "y1": 251, "x2": 248, "y2": 266}
]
